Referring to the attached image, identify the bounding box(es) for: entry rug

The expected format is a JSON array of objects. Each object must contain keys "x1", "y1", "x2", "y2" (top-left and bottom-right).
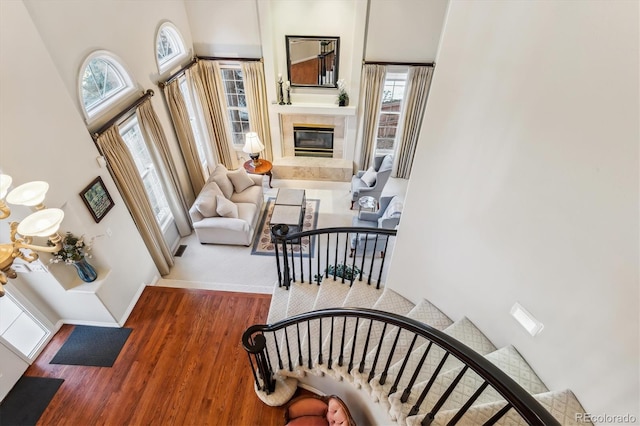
[
  {"x1": 0, "y1": 376, "x2": 64, "y2": 425},
  {"x1": 251, "y1": 198, "x2": 319, "y2": 257},
  {"x1": 50, "y1": 325, "x2": 132, "y2": 367}
]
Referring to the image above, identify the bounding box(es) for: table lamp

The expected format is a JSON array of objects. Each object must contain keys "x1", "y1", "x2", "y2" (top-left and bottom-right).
[{"x1": 243, "y1": 132, "x2": 265, "y2": 167}]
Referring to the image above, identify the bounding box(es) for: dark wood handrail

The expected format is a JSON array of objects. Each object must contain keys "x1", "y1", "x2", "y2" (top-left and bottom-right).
[{"x1": 243, "y1": 308, "x2": 560, "y2": 425}]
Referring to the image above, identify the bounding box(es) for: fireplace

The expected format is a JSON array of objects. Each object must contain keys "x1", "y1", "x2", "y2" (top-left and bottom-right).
[{"x1": 294, "y1": 125, "x2": 334, "y2": 158}]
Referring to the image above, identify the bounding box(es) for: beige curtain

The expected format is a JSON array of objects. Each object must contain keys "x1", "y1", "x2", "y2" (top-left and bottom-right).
[
  {"x1": 395, "y1": 66, "x2": 434, "y2": 179},
  {"x1": 358, "y1": 64, "x2": 387, "y2": 170},
  {"x1": 164, "y1": 77, "x2": 207, "y2": 195},
  {"x1": 136, "y1": 100, "x2": 191, "y2": 236},
  {"x1": 191, "y1": 60, "x2": 237, "y2": 169},
  {"x1": 96, "y1": 127, "x2": 174, "y2": 275},
  {"x1": 241, "y1": 61, "x2": 273, "y2": 162}
]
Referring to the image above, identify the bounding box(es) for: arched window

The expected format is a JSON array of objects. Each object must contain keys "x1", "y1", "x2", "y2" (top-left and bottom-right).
[
  {"x1": 156, "y1": 22, "x2": 187, "y2": 74},
  {"x1": 79, "y1": 51, "x2": 136, "y2": 121}
]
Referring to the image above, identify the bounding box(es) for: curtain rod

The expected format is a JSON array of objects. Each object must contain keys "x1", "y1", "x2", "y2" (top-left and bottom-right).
[
  {"x1": 197, "y1": 55, "x2": 263, "y2": 62},
  {"x1": 91, "y1": 89, "x2": 154, "y2": 141},
  {"x1": 158, "y1": 57, "x2": 199, "y2": 88},
  {"x1": 363, "y1": 60, "x2": 435, "y2": 67}
]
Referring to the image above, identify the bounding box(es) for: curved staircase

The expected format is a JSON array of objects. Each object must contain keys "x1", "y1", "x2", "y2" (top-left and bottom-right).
[{"x1": 243, "y1": 228, "x2": 591, "y2": 425}]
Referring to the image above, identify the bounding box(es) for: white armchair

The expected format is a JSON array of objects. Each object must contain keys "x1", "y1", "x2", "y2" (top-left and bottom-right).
[{"x1": 350, "y1": 154, "x2": 394, "y2": 209}]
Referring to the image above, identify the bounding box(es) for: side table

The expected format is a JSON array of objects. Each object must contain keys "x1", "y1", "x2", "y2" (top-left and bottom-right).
[
  {"x1": 243, "y1": 159, "x2": 273, "y2": 188},
  {"x1": 358, "y1": 196, "x2": 377, "y2": 213}
]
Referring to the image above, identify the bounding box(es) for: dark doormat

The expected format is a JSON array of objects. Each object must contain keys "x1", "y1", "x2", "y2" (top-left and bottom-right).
[
  {"x1": 0, "y1": 376, "x2": 64, "y2": 426},
  {"x1": 50, "y1": 325, "x2": 132, "y2": 367}
]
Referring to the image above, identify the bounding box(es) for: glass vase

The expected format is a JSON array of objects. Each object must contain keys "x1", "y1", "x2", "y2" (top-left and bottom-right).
[{"x1": 72, "y1": 258, "x2": 97, "y2": 282}]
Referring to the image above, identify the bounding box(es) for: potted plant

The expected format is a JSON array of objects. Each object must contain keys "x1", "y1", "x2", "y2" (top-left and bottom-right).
[{"x1": 337, "y1": 79, "x2": 349, "y2": 107}]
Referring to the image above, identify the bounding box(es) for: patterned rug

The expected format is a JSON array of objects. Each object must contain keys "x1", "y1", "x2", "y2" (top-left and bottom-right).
[{"x1": 251, "y1": 198, "x2": 320, "y2": 257}]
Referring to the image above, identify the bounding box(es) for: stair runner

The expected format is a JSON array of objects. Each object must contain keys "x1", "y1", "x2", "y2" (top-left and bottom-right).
[{"x1": 263, "y1": 279, "x2": 592, "y2": 425}]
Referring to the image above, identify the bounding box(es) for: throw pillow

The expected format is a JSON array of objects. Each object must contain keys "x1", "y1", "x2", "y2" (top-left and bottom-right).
[
  {"x1": 227, "y1": 167, "x2": 255, "y2": 193},
  {"x1": 360, "y1": 167, "x2": 377, "y2": 187},
  {"x1": 382, "y1": 196, "x2": 403, "y2": 219},
  {"x1": 194, "y1": 182, "x2": 224, "y2": 217},
  {"x1": 215, "y1": 195, "x2": 238, "y2": 218},
  {"x1": 211, "y1": 164, "x2": 234, "y2": 199}
]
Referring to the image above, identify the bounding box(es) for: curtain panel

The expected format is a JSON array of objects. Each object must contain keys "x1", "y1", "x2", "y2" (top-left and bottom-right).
[
  {"x1": 192, "y1": 60, "x2": 237, "y2": 169},
  {"x1": 136, "y1": 100, "x2": 192, "y2": 236},
  {"x1": 164, "y1": 77, "x2": 207, "y2": 195},
  {"x1": 395, "y1": 66, "x2": 434, "y2": 179},
  {"x1": 358, "y1": 64, "x2": 387, "y2": 170},
  {"x1": 241, "y1": 61, "x2": 273, "y2": 162},
  {"x1": 96, "y1": 127, "x2": 174, "y2": 275}
]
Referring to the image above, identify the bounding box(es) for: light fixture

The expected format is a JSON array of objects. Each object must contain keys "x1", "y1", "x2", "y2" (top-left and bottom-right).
[
  {"x1": 0, "y1": 174, "x2": 64, "y2": 297},
  {"x1": 243, "y1": 132, "x2": 265, "y2": 167},
  {"x1": 510, "y1": 302, "x2": 544, "y2": 336}
]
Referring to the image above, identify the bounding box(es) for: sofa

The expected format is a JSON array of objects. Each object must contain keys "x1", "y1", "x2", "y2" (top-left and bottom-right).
[
  {"x1": 350, "y1": 154, "x2": 393, "y2": 209},
  {"x1": 189, "y1": 164, "x2": 264, "y2": 246}
]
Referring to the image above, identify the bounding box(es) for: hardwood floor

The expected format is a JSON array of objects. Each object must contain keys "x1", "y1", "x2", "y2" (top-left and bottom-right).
[{"x1": 25, "y1": 286, "x2": 306, "y2": 425}]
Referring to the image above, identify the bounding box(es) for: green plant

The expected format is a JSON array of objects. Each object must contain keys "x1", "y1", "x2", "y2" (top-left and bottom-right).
[
  {"x1": 48, "y1": 232, "x2": 92, "y2": 264},
  {"x1": 337, "y1": 79, "x2": 349, "y2": 104},
  {"x1": 316, "y1": 263, "x2": 361, "y2": 282}
]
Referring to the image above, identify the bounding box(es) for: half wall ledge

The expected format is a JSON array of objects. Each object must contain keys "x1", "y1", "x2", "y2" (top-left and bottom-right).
[{"x1": 272, "y1": 157, "x2": 353, "y2": 182}]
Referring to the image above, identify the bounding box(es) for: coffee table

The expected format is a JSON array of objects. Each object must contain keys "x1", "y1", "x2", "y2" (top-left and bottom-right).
[{"x1": 270, "y1": 189, "x2": 306, "y2": 243}]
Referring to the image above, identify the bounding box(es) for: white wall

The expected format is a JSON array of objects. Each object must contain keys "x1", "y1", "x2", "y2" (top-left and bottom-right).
[
  {"x1": 0, "y1": 1, "x2": 161, "y2": 324},
  {"x1": 387, "y1": 0, "x2": 639, "y2": 417},
  {"x1": 185, "y1": 0, "x2": 262, "y2": 57},
  {"x1": 366, "y1": 0, "x2": 448, "y2": 62}
]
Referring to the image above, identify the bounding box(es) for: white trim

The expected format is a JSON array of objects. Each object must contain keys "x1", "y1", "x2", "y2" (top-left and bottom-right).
[
  {"x1": 155, "y1": 21, "x2": 189, "y2": 75},
  {"x1": 78, "y1": 50, "x2": 137, "y2": 124}
]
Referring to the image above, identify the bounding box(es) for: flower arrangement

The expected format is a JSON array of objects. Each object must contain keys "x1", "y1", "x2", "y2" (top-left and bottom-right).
[
  {"x1": 48, "y1": 232, "x2": 93, "y2": 264},
  {"x1": 337, "y1": 79, "x2": 349, "y2": 106}
]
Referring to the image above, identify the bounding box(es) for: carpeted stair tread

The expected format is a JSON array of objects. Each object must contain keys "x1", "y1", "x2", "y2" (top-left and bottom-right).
[
  {"x1": 312, "y1": 278, "x2": 353, "y2": 310},
  {"x1": 255, "y1": 375, "x2": 298, "y2": 407},
  {"x1": 390, "y1": 345, "x2": 549, "y2": 424},
  {"x1": 267, "y1": 285, "x2": 291, "y2": 324},
  {"x1": 407, "y1": 389, "x2": 592, "y2": 426},
  {"x1": 286, "y1": 281, "x2": 322, "y2": 318},
  {"x1": 351, "y1": 299, "x2": 453, "y2": 393},
  {"x1": 341, "y1": 279, "x2": 384, "y2": 308},
  {"x1": 370, "y1": 317, "x2": 496, "y2": 410}
]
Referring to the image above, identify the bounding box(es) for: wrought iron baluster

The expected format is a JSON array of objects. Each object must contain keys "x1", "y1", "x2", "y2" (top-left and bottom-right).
[
  {"x1": 483, "y1": 403, "x2": 514, "y2": 425},
  {"x1": 317, "y1": 318, "x2": 323, "y2": 365},
  {"x1": 273, "y1": 330, "x2": 284, "y2": 370},
  {"x1": 408, "y1": 352, "x2": 451, "y2": 414},
  {"x1": 379, "y1": 327, "x2": 404, "y2": 385},
  {"x1": 427, "y1": 366, "x2": 469, "y2": 419},
  {"x1": 389, "y1": 334, "x2": 419, "y2": 396},
  {"x1": 296, "y1": 323, "x2": 303, "y2": 367},
  {"x1": 376, "y1": 236, "x2": 391, "y2": 289},
  {"x1": 284, "y1": 326, "x2": 293, "y2": 371},
  {"x1": 328, "y1": 316, "x2": 335, "y2": 369},
  {"x1": 338, "y1": 316, "x2": 347, "y2": 366},
  {"x1": 348, "y1": 317, "x2": 360, "y2": 372},
  {"x1": 445, "y1": 381, "x2": 490, "y2": 425},
  {"x1": 367, "y1": 322, "x2": 388, "y2": 382},
  {"x1": 367, "y1": 234, "x2": 379, "y2": 285},
  {"x1": 401, "y1": 342, "x2": 435, "y2": 403},
  {"x1": 341, "y1": 233, "x2": 349, "y2": 284},
  {"x1": 358, "y1": 319, "x2": 376, "y2": 373}
]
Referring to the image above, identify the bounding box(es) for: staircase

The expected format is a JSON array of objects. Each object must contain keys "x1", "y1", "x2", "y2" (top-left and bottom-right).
[{"x1": 242, "y1": 228, "x2": 591, "y2": 425}]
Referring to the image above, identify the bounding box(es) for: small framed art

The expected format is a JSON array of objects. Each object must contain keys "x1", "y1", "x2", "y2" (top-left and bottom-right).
[{"x1": 80, "y1": 176, "x2": 115, "y2": 223}]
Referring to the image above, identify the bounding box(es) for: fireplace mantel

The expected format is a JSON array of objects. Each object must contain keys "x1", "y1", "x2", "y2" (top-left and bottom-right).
[{"x1": 272, "y1": 103, "x2": 356, "y2": 116}]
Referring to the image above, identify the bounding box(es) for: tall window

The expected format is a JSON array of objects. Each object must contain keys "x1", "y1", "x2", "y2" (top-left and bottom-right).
[
  {"x1": 178, "y1": 75, "x2": 210, "y2": 173},
  {"x1": 375, "y1": 71, "x2": 408, "y2": 156},
  {"x1": 156, "y1": 22, "x2": 187, "y2": 74},
  {"x1": 220, "y1": 65, "x2": 251, "y2": 147},
  {"x1": 79, "y1": 51, "x2": 135, "y2": 120},
  {"x1": 119, "y1": 117, "x2": 174, "y2": 230}
]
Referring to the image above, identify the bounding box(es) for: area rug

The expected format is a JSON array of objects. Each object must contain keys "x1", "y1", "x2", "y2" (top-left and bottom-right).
[
  {"x1": 0, "y1": 376, "x2": 64, "y2": 425},
  {"x1": 251, "y1": 198, "x2": 320, "y2": 257},
  {"x1": 50, "y1": 325, "x2": 132, "y2": 367}
]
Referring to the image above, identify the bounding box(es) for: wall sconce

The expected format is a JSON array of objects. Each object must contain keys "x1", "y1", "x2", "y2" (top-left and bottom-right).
[{"x1": 0, "y1": 174, "x2": 65, "y2": 297}]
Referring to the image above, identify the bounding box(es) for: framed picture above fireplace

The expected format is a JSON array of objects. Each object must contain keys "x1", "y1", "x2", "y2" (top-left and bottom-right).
[{"x1": 286, "y1": 36, "x2": 340, "y2": 88}]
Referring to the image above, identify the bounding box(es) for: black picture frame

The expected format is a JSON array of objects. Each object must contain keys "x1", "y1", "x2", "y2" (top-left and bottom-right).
[
  {"x1": 286, "y1": 35, "x2": 340, "y2": 88},
  {"x1": 80, "y1": 176, "x2": 115, "y2": 223}
]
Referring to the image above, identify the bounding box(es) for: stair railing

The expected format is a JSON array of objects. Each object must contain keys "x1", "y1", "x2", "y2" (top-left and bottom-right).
[
  {"x1": 242, "y1": 308, "x2": 560, "y2": 426},
  {"x1": 271, "y1": 225, "x2": 397, "y2": 289}
]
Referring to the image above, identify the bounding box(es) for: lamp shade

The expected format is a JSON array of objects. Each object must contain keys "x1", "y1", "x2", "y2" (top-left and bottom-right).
[
  {"x1": 243, "y1": 132, "x2": 265, "y2": 154},
  {"x1": 16, "y1": 208, "x2": 64, "y2": 237},
  {"x1": 6, "y1": 181, "x2": 49, "y2": 207},
  {"x1": 0, "y1": 174, "x2": 12, "y2": 199}
]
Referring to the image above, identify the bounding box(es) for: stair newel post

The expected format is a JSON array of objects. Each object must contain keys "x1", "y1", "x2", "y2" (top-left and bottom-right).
[
  {"x1": 243, "y1": 331, "x2": 275, "y2": 394},
  {"x1": 272, "y1": 224, "x2": 291, "y2": 289}
]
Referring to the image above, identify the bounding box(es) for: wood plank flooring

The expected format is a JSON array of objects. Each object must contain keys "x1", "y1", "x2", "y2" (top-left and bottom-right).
[{"x1": 24, "y1": 286, "x2": 308, "y2": 426}]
